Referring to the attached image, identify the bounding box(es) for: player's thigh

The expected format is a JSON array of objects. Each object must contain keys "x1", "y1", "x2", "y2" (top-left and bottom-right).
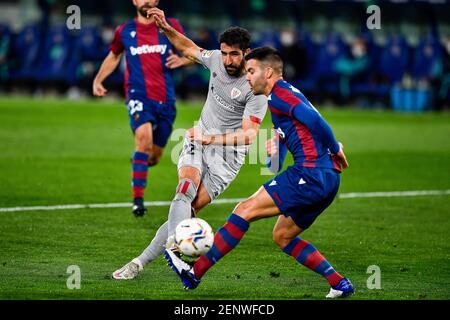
[
  {"x1": 200, "y1": 146, "x2": 244, "y2": 201},
  {"x1": 152, "y1": 111, "x2": 175, "y2": 151},
  {"x1": 191, "y1": 182, "x2": 211, "y2": 213},
  {"x1": 272, "y1": 215, "x2": 303, "y2": 248},
  {"x1": 134, "y1": 122, "x2": 153, "y2": 151},
  {"x1": 177, "y1": 135, "x2": 203, "y2": 182},
  {"x1": 234, "y1": 186, "x2": 281, "y2": 222}
]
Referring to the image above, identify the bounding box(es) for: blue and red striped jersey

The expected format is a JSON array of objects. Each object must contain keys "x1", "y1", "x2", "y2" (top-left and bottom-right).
[
  {"x1": 268, "y1": 79, "x2": 342, "y2": 172},
  {"x1": 110, "y1": 17, "x2": 185, "y2": 103}
]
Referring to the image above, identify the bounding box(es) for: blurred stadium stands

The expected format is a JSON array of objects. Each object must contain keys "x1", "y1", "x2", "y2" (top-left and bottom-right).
[{"x1": 0, "y1": 0, "x2": 449, "y2": 110}]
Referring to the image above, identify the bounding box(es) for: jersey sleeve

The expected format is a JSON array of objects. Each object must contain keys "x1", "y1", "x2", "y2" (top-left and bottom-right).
[
  {"x1": 110, "y1": 24, "x2": 125, "y2": 55},
  {"x1": 291, "y1": 102, "x2": 340, "y2": 154},
  {"x1": 243, "y1": 94, "x2": 268, "y2": 125},
  {"x1": 195, "y1": 49, "x2": 221, "y2": 70}
]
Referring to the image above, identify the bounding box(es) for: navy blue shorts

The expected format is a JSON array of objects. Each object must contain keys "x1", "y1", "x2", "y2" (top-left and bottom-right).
[
  {"x1": 263, "y1": 165, "x2": 340, "y2": 230},
  {"x1": 126, "y1": 95, "x2": 176, "y2": 148}
]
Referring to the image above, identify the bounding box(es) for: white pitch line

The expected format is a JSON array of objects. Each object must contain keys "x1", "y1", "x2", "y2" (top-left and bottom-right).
[
  {"x1": 339, "y1": 189, "x2": 450, "y2": 199},
  {"x1": 0, "y1": 190, "x2": 449, "y2": 213}
]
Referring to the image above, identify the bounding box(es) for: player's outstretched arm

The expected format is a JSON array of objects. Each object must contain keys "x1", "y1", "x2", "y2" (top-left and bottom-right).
[
  {"x1": 92, "y1": 51, "x2": 122, "y2": 97},
  {"x1": 148, "y1": 8, "x2": 201, "y2": 63},
  {"x1": 188, "y1": 118, "x2": 260, "y2": 146}
]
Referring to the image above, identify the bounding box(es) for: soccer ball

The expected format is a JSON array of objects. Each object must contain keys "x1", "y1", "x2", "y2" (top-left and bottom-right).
[{"x1": 174, "y1": 218, "x2": 214, "y2": 257}]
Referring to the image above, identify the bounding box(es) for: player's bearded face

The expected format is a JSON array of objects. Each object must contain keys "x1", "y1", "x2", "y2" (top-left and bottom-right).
[
  {"x1": 221, "y1": 44, "x2": 246, "y2": 76},
  {"x1": 136, "y1": 0, "x2": 159, "y2": 18},
  {"x1": 224, "y1": 58, "x2": 245, "y2": 76}
]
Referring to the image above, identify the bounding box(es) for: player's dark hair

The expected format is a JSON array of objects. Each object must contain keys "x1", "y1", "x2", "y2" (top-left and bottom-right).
[
  {"x1": 245, "y1": 46, "x2": 284, "y2": 75},
  {"x1": 219, "y1": 27, "x2": 251, "y2": 51}
]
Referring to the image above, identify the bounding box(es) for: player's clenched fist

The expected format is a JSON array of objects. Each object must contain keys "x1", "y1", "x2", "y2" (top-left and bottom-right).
[
  {"x1": 147, "y1": 8, "x2": 169, "y2": 30},
  {"x1": 93, "y1": 81, "x2": 107, "y2": 97},
  {"x1": 334, "y1": 142, "x2": 349, "y2": 169}
]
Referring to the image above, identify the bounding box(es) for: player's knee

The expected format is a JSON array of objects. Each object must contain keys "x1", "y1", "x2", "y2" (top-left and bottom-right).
[
  {"x1": 136, "y1": 143, "x2": 150, "y2": 153},
  {"x1": 174, "y1": 178, "x2": 197, "y2": 203},
  {"x1": 135, "y1": 133, "x2": 152, "y2": 152},
  {"x1": 136, "y1": 140, "x2": 152, "y2": 153},
  {"x1": 234, "y1": 199, "x2": 258, "y2": 222}
]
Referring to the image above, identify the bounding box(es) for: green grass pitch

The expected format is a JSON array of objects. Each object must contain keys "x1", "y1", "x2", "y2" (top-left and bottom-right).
[{"x1": 0, "y1": 97, "x2": 449, "y2": 300}]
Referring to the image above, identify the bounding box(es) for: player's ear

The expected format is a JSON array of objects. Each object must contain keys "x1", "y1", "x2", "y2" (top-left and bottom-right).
[
  {"x1": 265, "y1": 67, "x2": 274, "y2": 79},
  {"x1": 244, "y1": 48, "x2": 251, "y2": 56}
]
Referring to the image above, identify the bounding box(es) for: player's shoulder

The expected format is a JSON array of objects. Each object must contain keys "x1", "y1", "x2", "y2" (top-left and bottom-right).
[
  {"x1": 115, "y1": 19, "x2": 134, "y2": 33},
  {"x1": 199, "y1": 48, "x2": 221, "y2": 57},
  {"x1": 273, "y1": 80, "x2": 297, "y2": 96},
  {"x1": 197, "y1": 49, "x2": 221, "y2": 66},
  {"x1": 278, "y1": 80, "x2": 306, "y2": 101},
  {"x1": 267, "y1": 92, "x2": 284, "y2": 109},
  {"x1": 271, "y1": 80, "x2": 303, "y2": 107}
]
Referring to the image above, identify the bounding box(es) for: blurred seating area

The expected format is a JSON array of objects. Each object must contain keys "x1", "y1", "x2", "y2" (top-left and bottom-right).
[{"x1": 0, "y1": 0, "x2": 449, "y2": 110}]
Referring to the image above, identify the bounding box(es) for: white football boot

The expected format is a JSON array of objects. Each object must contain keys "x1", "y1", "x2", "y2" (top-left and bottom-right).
[{"x1": 112, "y1": 258, "x2": 143, "y2": 280}]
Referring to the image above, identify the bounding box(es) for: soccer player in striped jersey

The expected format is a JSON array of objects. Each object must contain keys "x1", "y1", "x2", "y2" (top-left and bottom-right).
[
  {"x1": 165, "y1": 46, "x2": 354, "y2": 298},
  {"x1": 93, "y1": 0, "x2": 192, "y2": 217}
]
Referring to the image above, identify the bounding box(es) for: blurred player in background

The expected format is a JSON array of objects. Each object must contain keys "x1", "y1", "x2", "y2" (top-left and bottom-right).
[
  {"x1": 111, "y1": 9, "x2": 267, "y2": 280},
  {"x1": 165, "y1": 46, "x2": 354, "y2": 299},
  {"x1": 92, "y1": 0, "x2": 192, "y2": 217}
]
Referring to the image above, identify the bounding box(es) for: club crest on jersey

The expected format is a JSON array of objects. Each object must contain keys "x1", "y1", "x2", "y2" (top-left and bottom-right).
[
  {"x1": 130, "y1": 31, "x2": 136, "y2": 38},
  {"x1": 231, "y1": 88, "x2": 241, "y2": 100}
]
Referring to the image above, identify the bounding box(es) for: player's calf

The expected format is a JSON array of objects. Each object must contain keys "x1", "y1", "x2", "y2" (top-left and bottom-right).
[
  {"x1": 131, "y1": 125, "x2": 153, "y2": 216},
  {"x1": 131, "y1": 151, "x2": 149, "y2": 217},
  {"x1": 273, "y1": 229, "x2": 297, "y2": 249},
  {"x1": 272, "y1": 217, "x2": 304, "y2": 248},
  {"x1": 189, "y1": 213, "x2": 250, "y2": 282}
]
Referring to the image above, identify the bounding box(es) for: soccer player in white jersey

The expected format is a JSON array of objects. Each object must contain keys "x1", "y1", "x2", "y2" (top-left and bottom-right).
[{"x1": 112, "y1": 9, "x2": 267, "y2": 279}]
